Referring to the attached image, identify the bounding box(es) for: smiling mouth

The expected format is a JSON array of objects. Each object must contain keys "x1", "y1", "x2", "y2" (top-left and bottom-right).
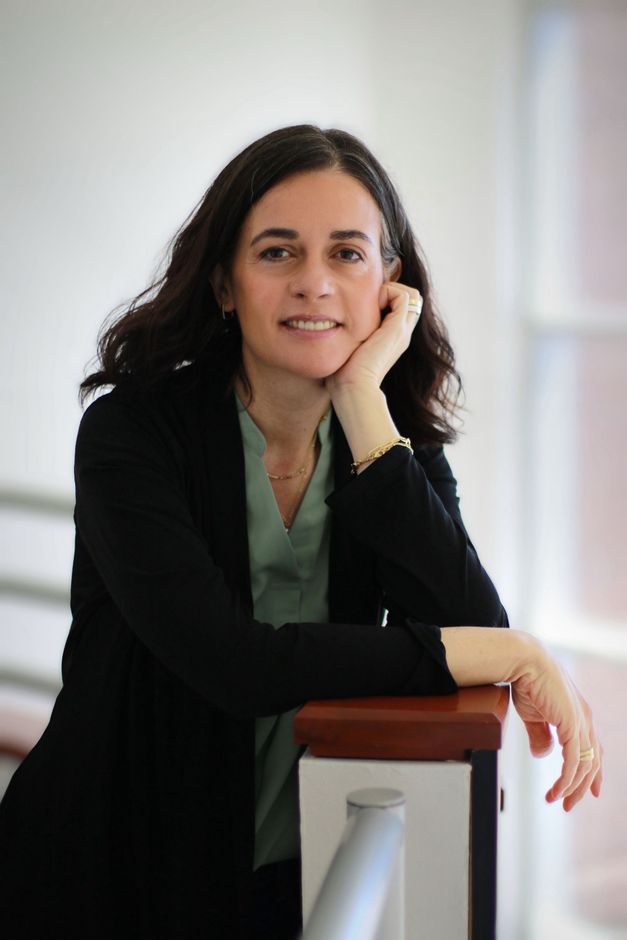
[{"x1": 281, "y1": 319, "x2": 340, "y2": 331}]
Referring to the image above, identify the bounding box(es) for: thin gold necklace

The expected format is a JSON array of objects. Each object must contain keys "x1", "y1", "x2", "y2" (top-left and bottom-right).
[
  {"x1": 265, "y1": 428, "x2": 319, "y2": 481},
  {"x1": 267, "y1": 433, "x2": 321, "y2": 530},
  {"x1": 279, "y1": 446, "x2": 316, "y2": 530}
]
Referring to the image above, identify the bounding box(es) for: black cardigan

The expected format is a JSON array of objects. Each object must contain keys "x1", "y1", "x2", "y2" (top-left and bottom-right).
[{"x1": 0, "y1": 361, "x2": 508, "y2": 939}]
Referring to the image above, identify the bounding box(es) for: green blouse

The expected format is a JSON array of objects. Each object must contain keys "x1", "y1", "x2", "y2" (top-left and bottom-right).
[{"x1": 236, "y1": 395, "x2": 335, "y2": 871}]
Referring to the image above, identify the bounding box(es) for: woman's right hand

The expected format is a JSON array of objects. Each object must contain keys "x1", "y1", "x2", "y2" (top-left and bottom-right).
[
  {"x1": 325, "y1": 281, "x2": 422, "y2": 398},
  {"x1": 325, "y1": 281, "x2": 422, "y2": 473},
  {"x1": 323, "y1": 283, "x2": 423, "y2": 472},
  {"x1": 510, "y1": 644, "x2": 603, "y2": 811}
]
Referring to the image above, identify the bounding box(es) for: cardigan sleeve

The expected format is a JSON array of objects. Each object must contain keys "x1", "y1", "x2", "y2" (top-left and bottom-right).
[
  {"x1": 72, "y1": 392, "x2": 456, "y2": 720},
  {"x1": 326, "y1": 444, "x2": 509, "y2": 630}
]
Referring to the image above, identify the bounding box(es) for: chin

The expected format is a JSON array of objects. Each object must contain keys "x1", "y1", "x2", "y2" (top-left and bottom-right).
[
  {"x1": 289, "y1": 359, "x2": 350, "y2": 382},
  {"x1": 289, "y1": 346, "x2": 356, "y2": 379}
]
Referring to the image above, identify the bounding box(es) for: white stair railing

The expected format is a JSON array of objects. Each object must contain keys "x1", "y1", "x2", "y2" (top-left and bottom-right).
[{"x1": 300, "y1": 787, "x2": 405, "y2": 940}]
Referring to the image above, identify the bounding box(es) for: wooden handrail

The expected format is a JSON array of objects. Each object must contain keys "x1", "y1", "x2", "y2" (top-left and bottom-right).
[{"x1": 294, "y1": 685, "x2": 510, "y2": 761}]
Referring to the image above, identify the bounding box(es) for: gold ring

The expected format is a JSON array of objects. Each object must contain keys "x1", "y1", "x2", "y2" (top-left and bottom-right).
[{"x1": 579, "y1": 747, "x2": 595, "y2": 762}]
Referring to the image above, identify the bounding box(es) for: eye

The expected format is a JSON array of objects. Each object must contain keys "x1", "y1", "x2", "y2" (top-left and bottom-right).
[
  {"x1": 336, "y1": 247, "x2": 364, "y2": 262},
  {"x1": 259, "y1": 246, "x2": 290, "y2": 261}
]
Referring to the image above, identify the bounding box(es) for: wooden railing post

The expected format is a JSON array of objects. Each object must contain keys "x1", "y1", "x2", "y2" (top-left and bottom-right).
[{"x1": 295, "y1": 685, "x2": 509, "y2": 940}]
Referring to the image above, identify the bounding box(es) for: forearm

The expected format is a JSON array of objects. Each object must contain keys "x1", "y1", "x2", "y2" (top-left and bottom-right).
[
  {"x1": 441, "y1": 626, "x2": 542, "y2": 687},
  {"x1": 327, "y1": 448, "x2": 506, "y2": 627},
  {"x1": 330, "y1": 385, "x2": 400, "y2": 473}
]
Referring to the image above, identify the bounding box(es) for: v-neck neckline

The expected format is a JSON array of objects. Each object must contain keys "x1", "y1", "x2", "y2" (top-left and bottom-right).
[{"x1": 235, "y1": 393, "x2": 333, "y2": 542}]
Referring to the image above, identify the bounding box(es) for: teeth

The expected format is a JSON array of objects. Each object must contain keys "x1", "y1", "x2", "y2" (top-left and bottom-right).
[{"x1": 284, "y1": 320, "x2": 338, "y2": 331}]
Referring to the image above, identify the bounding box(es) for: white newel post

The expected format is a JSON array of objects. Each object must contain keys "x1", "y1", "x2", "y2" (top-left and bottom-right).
[{"x1": 299, "y1": 754, "x2": 471, "y2": 939}]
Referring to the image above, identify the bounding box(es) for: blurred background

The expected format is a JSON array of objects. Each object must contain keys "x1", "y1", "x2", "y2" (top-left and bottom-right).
[{"x1": 0, "y1": 0, "x2": 625, "y2": 936}]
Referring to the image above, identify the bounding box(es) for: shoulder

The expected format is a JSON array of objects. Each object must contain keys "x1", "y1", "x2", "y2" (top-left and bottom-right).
[
  {"x1": 77, "y1": 383, "x2": 174, "y2": 449},
  {"x1": 75, "y1": 366, "x2": 200, "y2": 468},
  {"x1": 75, "y1": 360, "x2": 238, "y2": 474},
  {"x1": 78, "y1": 360, "x2": 223, "y2": 437}
]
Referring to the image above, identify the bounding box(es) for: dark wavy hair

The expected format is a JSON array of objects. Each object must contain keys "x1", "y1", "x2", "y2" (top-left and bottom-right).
[{"x1": 80, "y1": 124, "x2": 463, "y2": 445}]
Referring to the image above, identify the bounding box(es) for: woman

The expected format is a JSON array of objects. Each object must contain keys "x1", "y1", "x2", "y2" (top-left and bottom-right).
[{"x1": 0, "y1": 124, "x2": 601, "y2": 939}]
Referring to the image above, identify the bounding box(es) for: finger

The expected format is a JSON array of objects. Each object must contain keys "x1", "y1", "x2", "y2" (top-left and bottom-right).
[
  {"x1": 564, "y1": 720, "x2": 603, "y2": 798},
  {"x1": 553, "y1": 715, "x2": 603, "y2": 805},
  {"x1": 406, "y1": 297, "x2": 423, "y2": 329},
  {"x1": 562, "y1": 734, "x2": 601, "y2": 810},
  {"x1": 545, "y1": 732, "x2": 580, "y2": 803},
  {"x1": 379, "y1": 282, "x2": 405, "y2": 312},
  {"x1": 587, "y1": 734, "x2": 603, "y2": 798},
  {"x1": 561, "y1": 749, "x2": 596, "y2": 800},
  {"x1": 591, "y1": 763, "x2": 603, "y2": 797},
  {"x1": 562, "y1": 769, "x2": 596, "y2": 812},
  {"x1": 394, "y1": 289, "x2": 423, "y2": 339},
  {"x1": 381, "y1": 283, "x2": 423, "y2": 318},
  {"x1": 524, "y1": 720, "x2": 554, "y2": 756},
  {"x1": 401, "y1": 290, "x2": 423, "y2": 322},
  {"x1": 547, "y1": 697, "x2": 588, "y2": 801}
]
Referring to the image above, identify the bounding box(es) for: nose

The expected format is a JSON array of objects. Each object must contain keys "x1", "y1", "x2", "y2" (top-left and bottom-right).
[{"x1": 288, "y1": 255, "x2": 335, "y2": 300}]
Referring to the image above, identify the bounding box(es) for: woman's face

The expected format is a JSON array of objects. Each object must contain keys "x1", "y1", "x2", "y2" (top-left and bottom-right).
[{"x1": 214, "y1": 169, "x2": 401, "y2": 384}]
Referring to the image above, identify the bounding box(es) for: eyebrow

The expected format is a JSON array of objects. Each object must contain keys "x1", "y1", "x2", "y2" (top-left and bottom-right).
[{"x1": 249, "y1": 227, "x2": 374, "y2": 247}]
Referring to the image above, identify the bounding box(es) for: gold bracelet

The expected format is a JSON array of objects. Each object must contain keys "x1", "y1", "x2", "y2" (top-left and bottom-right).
[{"x1": 351, "y1": 436, "x2": 413, "y2": 474}]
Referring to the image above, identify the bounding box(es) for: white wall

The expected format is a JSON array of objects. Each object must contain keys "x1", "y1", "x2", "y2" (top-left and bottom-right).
[
  {"x1": 0, "y1": 0, "x2": 522, "y2": 674},
  {"x1": 366, "y1": 0, "x2": 525, "y2": 609}
]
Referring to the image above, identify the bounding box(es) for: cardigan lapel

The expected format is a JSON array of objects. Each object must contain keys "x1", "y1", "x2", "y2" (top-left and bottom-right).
[
  {"x1": 202, "y1": 384, "x2": 254, "y2": 614},
  {"x1": 197, "y1": 376, "x2": 257, "y2": 879},
  {"x1": 328, "y1": 411, "x2": 382, "y2": 626}
]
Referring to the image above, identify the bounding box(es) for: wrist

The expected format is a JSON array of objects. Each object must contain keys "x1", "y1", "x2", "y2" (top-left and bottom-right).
[
  {"x1": 329, "y1": 381, "x2": 385, "y2": 412},
  {"x1": 440, "y1": 626, "x2": 544, "y2": 688},
  {"x1": 508, "y1": 631, "x2": 550, "y2": 684},
  {"x1": 330, "y1": 385, "x2": 400, "y2": 470},
  {"x1": 351, "y1": 435, "x2": 413, "y2": 475}
]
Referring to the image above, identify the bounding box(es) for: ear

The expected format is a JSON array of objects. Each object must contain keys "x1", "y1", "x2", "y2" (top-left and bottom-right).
[
  {"x1": 385, "y1": 256, "x2": 402, "y2": 283},
  {"x1": 210, "y1": 263, "x2": 236, "y2": 310}
]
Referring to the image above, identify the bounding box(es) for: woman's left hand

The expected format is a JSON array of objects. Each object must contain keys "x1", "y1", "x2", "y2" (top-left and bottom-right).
[
  {"x1": 511, "y1": 653, "x2": 603, "y2": 811},
  {"x1": 325, "y1": 282, "x2": 423, "y2": 395},
  {"x1": 441, "y1": 627, "x2": 603, "y2": 813}
]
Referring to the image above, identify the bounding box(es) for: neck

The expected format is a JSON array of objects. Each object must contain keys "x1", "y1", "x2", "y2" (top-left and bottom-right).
[{"x1": 235, "y1": 369, "x2": 331, "y2": 455}]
